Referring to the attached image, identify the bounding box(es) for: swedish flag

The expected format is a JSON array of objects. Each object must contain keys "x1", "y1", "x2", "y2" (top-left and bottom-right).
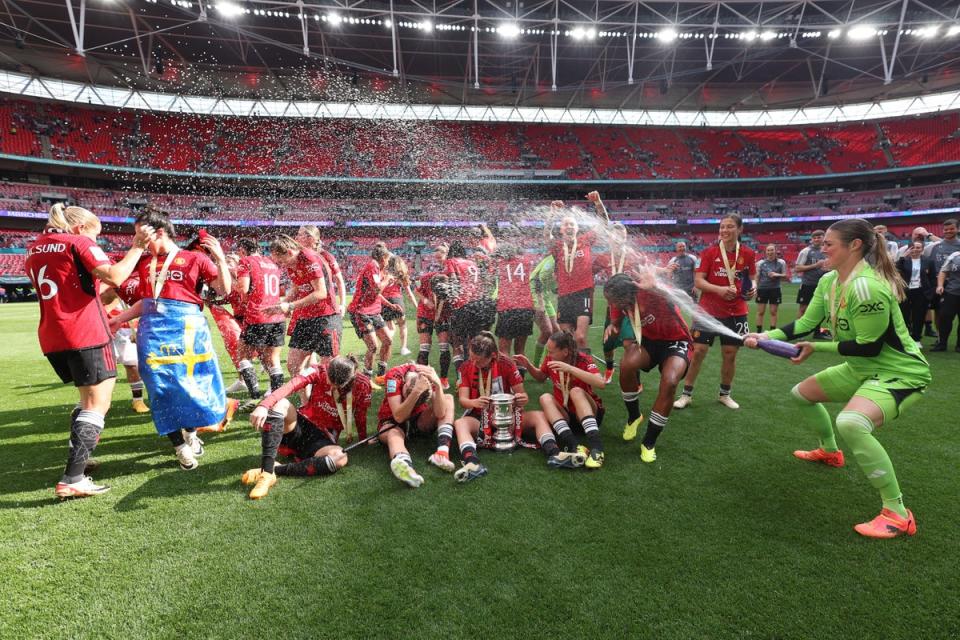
[{"x1": 137, "y1": 298, "x2": 227, "y2": 436}]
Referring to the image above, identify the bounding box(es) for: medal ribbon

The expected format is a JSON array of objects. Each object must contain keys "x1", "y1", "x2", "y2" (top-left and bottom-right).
[
  {"x1": 558, "y1": 370, "x2": 570, "y2": 406},
  {"x1": 562, "y1": 237, "x2": 578, "y2": 274},
  {"x1": 718, "y1": 240, "x2": 740, "y2": 288},
  {"x1": 333, "y1": 387, "x2": 355, "y2": 441},
  {"x1": 149, "y1": 247, "x2": 179, "y2": 300},
  {"x1": 828, "y1": 259, "x2": 867, "y2": 338},
  {"x1": 630, "y1": 301, "x2": 643, "y2": 343}
]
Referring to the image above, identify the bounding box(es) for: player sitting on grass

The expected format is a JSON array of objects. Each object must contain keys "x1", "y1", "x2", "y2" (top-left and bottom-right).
[
  {"x1": 378, "y1": 362, "x2": 456, "y2": 488},
  {"x1": 744, "y1": 218, "x2": 931, "y2": 539},
  {"x1": 515, "y1": 330, "x2": 606, "y2": 469},
  {"x1": 243, "y1": 355, "x2": 372, "y2": 500},
  {"x1": 603, "y1": 272, "x2": 693, "y2": 463}
]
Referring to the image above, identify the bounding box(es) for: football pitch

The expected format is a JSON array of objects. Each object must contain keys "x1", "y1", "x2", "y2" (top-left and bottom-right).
[{"x1": 1, "y1": 286, "x2": 958, "y2": 639}]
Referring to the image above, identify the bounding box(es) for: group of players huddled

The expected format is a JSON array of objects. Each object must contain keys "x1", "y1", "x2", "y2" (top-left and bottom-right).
[{"x1": 27, "y1": 192, "x2": 936, "y2": 539}]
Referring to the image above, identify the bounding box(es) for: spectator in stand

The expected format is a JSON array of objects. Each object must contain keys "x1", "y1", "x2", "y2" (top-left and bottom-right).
[
  {"x1": 795, "y1": 230, "x2": 831, "y2": 339},
  {"x1": 896, "y1": 241, "x2": 937, "y2": 346},
  {"x1": 754, "y1": 244, "x2": 788, "y2": 333},
  {"x1": 666, "y1": 241, "x2": 699, "y2": 301}
]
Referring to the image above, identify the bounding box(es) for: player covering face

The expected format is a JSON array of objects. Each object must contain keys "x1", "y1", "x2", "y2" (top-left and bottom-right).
[
  {"x1": 515, "y1": 330, "x2": 607, "y2": 469},
  {"x1": 243, "y1": 356, "x2": 372, "y2": 499},
  {"x1": 744, "y1": 218, "x2": 931, "y2": 538}
]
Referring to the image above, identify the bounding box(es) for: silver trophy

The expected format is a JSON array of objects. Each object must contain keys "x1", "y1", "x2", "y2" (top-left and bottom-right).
[{"x1": 489, "y1": 393, "x2": 518, "y2": 452}]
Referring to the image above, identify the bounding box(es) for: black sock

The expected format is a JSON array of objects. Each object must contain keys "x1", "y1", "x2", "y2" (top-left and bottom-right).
[
  {"x1": 130, "y1": 381, "x2": 144, "y2": 399},
  {"x1": 769, "y1": 326, "x2": 776, "y2": 331},
  {"x1": 642, "y1": 412, "x2": 668, "y2": 449},
  {"x1": 275, "y1": 455, "x2": 338, "y2": 477},
  {"x1": 438, "y1": 344, "x2": 451, "y2": 377},
  {"x1": 682, "y1": 385, "x2": 694, "y2": 397},
  {"x1": 552, "y1": 419, "x2": 578, "y2": 452},
  {"x1": 268, "y1": 367, "x2": 284, "y2": 393},
  {"x1": 539, "y1": 433, "x2": 560, "y2": 458},
  {"x1": 756, "y1": 324, "x2": 763, "y2": 333},
  {"x1": 460, "y1": 442, "x2": 480, "y2": 465},
  {"x1": 168, "y1": 430, "x2": 186, "y2": 447},
  {"x1": 260, "y1": 411, "x2": 286, "y2": 473},
  {"x1": 453, "y1": 355, "x2": 463, "y2": 372},
  {"x1": 605, "y1": 358, "x2": 615, "y2": 370},
  {"x1": 719, "y1": 384, "x2": 731, "y2": 397},
  {"x1": 63, "y1": 410, "x2": 104, "y2": 483},
  {"x1": 436, "y1": 423, "x2": 453, "y2": 448},
  {"x1": 376, "y1": 361, "x2": 387, "y2": 377},
  {"x1": 239, "y1": 364, "x2": 261, "y2": 397},
  {"x1": 417, "y1": 346, "x2": 430, "y2": 366},
  {"x1": 622, "y1": 391, "x2": 641, "y2": 422},
  {"x1": 581, "y1": 415, "x2": 602, "y2": 451}
]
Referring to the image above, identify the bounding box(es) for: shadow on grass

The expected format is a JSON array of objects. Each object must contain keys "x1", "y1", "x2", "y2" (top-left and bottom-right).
[{"x1": 113, "y1": 457, "x2": 253, "y2": 512}]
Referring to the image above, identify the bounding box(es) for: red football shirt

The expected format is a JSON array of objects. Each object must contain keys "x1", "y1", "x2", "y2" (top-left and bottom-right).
[
  {"x1": 238, "y1": 254, "x2": 284, "y2": 325},
  {"x1": 317, "y1": 250, "x2": 342, "y2": 316},
  {"x1": 287, "y1": 248, "x2": 333, "y2": 321},
  {"x1": 377, "y1": 363, "x2": 428, "y2": 422},
  {"x1": 261, "y1": 366, "x2": 372, "y2": 440},
  {"x1": 444, "y1": 257, "x2": 482, "y2": 309},
  {"x1": 496, "y1": 256, "x2": 534, "y2": 311},
  {"x1": 696, "y1": 243, "x2": 757, "y2": 318},
  {"x1": 348, "y1": 259, "x2": 384, "y2": 316},
  {"x1": 226, "y1": 283, "x2": 246, "y2": 320},
  {"x1": 458, "y1": 354, "x2": 523, "y2": 400},
  {"x1": 26, "y1": 230, "x2": 113, "y2": 354},
  {"x1": 550, "y1": 230, "x2": 597, "y2": 295},
  {"x1": 609, "y1": 288, "x2": 692, "y2": 343},
  {"x1": 136, "y1": 250, "x2": 218, "y2": 306},
  {"x1": 540, "y1": 352, "x2": 603, "y2": 411},
  {"x1": 115, "y1": 275, "x2": 142, "y2": 306}
]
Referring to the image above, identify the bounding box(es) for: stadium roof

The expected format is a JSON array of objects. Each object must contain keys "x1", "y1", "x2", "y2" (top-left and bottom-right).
[{"x1": 1, "y1": 1, "x2": 959, "y2": 110}]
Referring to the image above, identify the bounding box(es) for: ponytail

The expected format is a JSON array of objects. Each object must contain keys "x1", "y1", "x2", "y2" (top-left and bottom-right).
[
  {"x1": 871, "y1": 228, "x2": 905, "y2": 302},
  {"x1": 327, "y1": 355, "x2": 360, "y2": 388},
  {"x1": 47, "y1": 203, "x2": 97, "y2": 233}
]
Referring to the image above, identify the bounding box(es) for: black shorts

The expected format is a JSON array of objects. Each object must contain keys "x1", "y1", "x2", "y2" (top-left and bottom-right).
[
  {"x1": 289, "y1": 315, "x2": 340, "y2": 357},
  {"x1": 691, "y1": 315, "x2": 749, "y2": 347},
  {"x1": 755, "y1": 288, "x2": 782, "y2": 305},
  {"x1": 47, "y1": 343, "x2": 117, "y2": 387},
  {"x1": 796, "y1": 284, "x2": 819, "y2": 306},
  {"x1": 639, "y1": 338, "x2": 691, "y2": 375},
  {"x1": 450, "y1": 298, "x2": 496, "y2": 339},
  {"x1": 280, "y1": 414, "x2": 337, "y2": 459},
  {"x1": 496, "y1": 309, "x2": 535, "y2": 339},
  {"x1": 240, "y1": 321, "x2": 286, "y2": 348},
  {"x1": 417, "y1": 316, "x2": 449, "y2": 335},
  {"x1": 378, "y1": 413, "x2": 434, "y2": 438},
  {"x1": 929, "y1": 295, "x2": 941, "y2": 311},
  {"x1": 382, "y1": 296, "x2": 405, "y2": 323},
  {"x1": 350, "y1": 312, "x2": 385, "y2": 338},
  {"x1": 557, "y1": 288, "x2": 594, "y2": 326}
]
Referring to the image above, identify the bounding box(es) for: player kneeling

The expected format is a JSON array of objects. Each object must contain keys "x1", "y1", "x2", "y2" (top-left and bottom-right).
[
  {"x1": 377, "y1": 363, "x2": 455, "y2": 488},
  {"x1": 244, "y1": 356, "x2": 372, "y2": 499},
  {"x1": 438, "y1": 331, "x2": 553, "y2": 482},
  {"x1": 604, "y1": 273, "x2": 692, "y2": 463},
  {"x1": 515, "y1": 330, "x2": 606, "y2": 469}
]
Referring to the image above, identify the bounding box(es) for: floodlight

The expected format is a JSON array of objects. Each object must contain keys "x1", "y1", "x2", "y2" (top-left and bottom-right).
[
  {"x1": 216, "y1": 1, "x2": 244, "y2": 18},
  {"x1": 499, "y1": 24, "x2": 520, "y2": 38},
  {"x1": 848, "y1": 25, "x2": 876, "y2": 41},
  {"x1": 657, "y1": 28, "x2": 678, "y2": 43}
]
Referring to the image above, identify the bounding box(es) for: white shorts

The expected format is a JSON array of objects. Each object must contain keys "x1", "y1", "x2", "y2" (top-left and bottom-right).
[{"x1": 112, "y1": 330, "x2": 138, "y2": 367}]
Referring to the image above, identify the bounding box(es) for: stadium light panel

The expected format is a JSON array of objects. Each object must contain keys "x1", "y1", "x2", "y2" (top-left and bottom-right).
[
  {"x1": 827, "y1": 29, "x2": 842, "y2": 39},
  {"x1": 657, "y1": 28, "x2": 678, "y2": 43},
  {"x1": 327, "y1": 13, "x2": 342, "y2": 26},
  {"x1": 499, "y1": 23, "x2": 520, "y2": 38},
  {"x1": 742, "y1": 31, "x2": 758, "y2": 42},
  {"x1": 422, "y1": 20, "x2": 433, "y2": 32},
  {"x1": 915, "y1": 25, "x2": 939, "y2": 38},
  {"x1": 215, "y1": 2, "x2": 244, "y2": 18},
  {"x1": 760, "y1": 31, "x2": 776, "y2": 41},
  {"x1": 570, "y1": 27, "x2": 585, "y2": 40},
  {"x1": 948, "y1": 25, "x2": 960, "y2": 37},
  {"x1": 848, "y1": 25, "x2": 877, "y2": 41}
]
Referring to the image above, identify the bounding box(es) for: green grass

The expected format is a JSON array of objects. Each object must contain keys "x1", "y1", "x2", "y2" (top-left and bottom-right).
[{"x1": 1, "y1": 284, "x2": 958, "y2": 639}]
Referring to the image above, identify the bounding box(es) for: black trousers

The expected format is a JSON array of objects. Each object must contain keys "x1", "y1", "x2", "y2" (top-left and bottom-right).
[
  {"x1": 900, "y1": 289, "x2": 928, "y2": 341},
  {"x1": 937, "y1": 292, "x2": 960, "y2": 348}
]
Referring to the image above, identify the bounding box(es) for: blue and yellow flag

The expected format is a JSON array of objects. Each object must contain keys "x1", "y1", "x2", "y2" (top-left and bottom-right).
[{"x1": 137, "y1": 298, "x2": 226, "y2": 436}]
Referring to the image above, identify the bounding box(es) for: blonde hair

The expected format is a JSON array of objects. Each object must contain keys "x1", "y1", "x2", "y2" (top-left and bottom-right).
[
  {"x1": 828, "y1": 218, "x2": 906, "y2": 302},
  {"x1": 269, "y1": 234, "x2": 301, "y2": 256},
  {"x1": 387, "y1": 254, "x2": 410, "y2": 286},
  {"x1": 298, "y1": 225, "x2": 321, "y2": 250},
  {"x1": 47, "y1": 203, "x2": 98, "y2": 233}
]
